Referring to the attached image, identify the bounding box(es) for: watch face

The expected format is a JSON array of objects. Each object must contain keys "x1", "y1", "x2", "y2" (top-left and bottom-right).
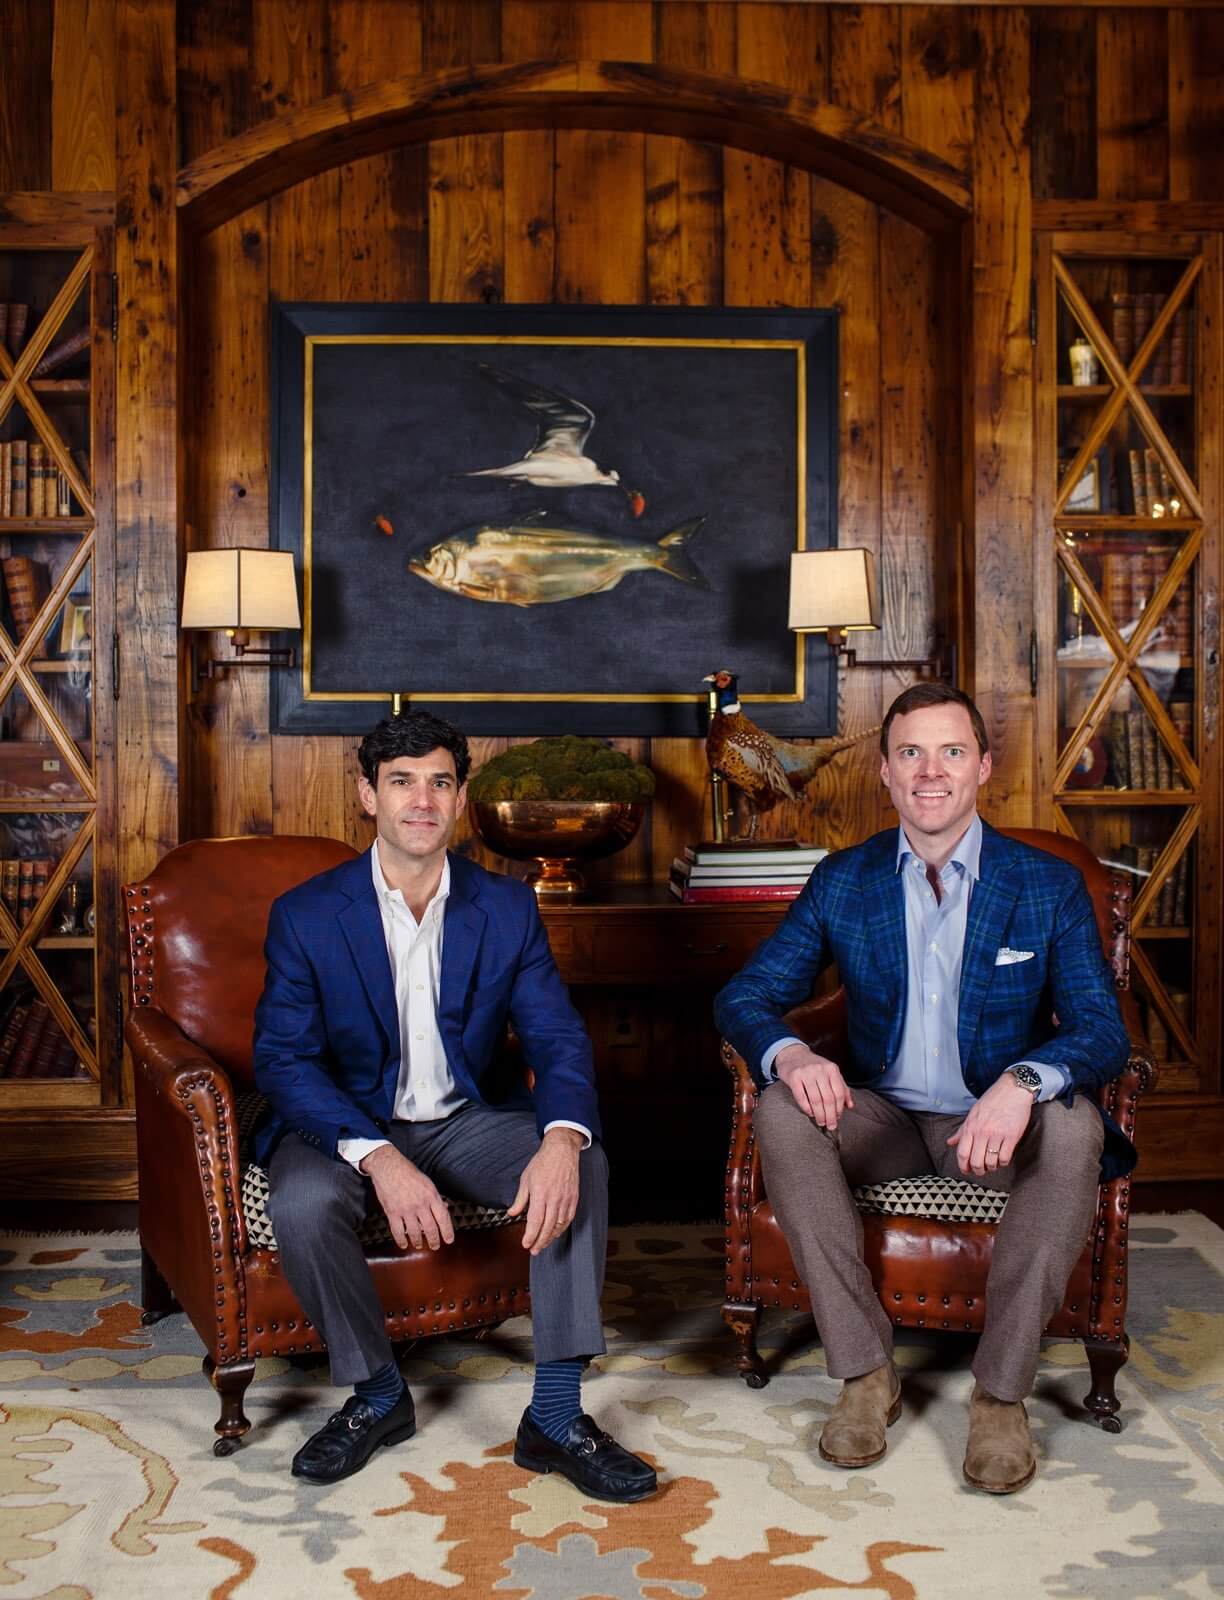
[{"x1": 1012, "y1": 1066, "x2": 1041, "y2": 1093}]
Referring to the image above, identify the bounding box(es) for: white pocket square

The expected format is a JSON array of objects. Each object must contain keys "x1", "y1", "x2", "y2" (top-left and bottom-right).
[{"x1": 995, "y1": 947, "x2": 1035, "y2": 966}]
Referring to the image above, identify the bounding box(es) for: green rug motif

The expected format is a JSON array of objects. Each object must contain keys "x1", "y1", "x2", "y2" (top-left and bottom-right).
[{"x1": 2, "y1": 1216, "x2": 1222, "y2": 1598}]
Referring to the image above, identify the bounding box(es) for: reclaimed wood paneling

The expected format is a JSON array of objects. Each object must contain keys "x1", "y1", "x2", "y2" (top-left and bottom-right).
[
  {"x1": 0, "y1": 0, "x2": 53, "y2": 190},
  {"x1": 969, "y1": 5, "x2": 1033, "y2": 828},
  {"x1": 51, "y1": 0, "x2": 115, "y2": 192},
  {"x1": 114, "y1": 0, "x2": 179, "y2": 883},
  {"x1": 1168, "y1": 8, "x2": 1224, "y2": 203},
  {"x1": 1030, "y1": 8, "x2": 1096, "y2": 200},
  {"x1": 177, "y1": 0, "x2": 253, "y2": 160},
  {"x1": 901, "y1": 5, "x2": 979, "y2": 173},
  {"x1": 1097, "y1": 9, "x2": 1169, "y2": 201},
  {"x1": 830, "y1": 4, "x2": 902, "y2": 131}
]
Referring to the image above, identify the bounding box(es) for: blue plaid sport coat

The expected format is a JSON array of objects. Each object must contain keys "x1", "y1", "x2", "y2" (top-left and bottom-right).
[
  {"x1": 714, "y1": 821, "x2": 1136, "y2": 1180},
  {"x1": 252, "y1": 849, "x2": 599, "y2": 1166}
]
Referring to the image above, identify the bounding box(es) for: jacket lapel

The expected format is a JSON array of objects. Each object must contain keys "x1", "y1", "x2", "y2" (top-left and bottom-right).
[
  {"x1": 336, "y1": 852, "x2": 399, "y2": 1050},
  {"x1": 438, "y1": 853, "x2": 487, "y2": 1038},
  {"x1": 957, "y1": 825, "x2": 1023, "y2": 1064},
  {"x1": 861, "y1": 835, "x2": 907, "y2": 1012}
]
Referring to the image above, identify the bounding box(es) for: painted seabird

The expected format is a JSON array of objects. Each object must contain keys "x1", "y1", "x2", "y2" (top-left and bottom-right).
[{"x1": 465, "y1": 363, "x2": 646, "y2": 516}]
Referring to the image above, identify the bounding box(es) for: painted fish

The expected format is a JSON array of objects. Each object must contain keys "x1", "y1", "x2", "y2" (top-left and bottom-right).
[{"x1": 407, "y1": 515, "x2": 707, "y2": 607}]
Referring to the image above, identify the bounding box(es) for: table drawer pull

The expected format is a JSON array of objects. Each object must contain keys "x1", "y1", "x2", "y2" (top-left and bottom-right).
[{"x1": 684, "y1": 942, "x2": 729, "y2": 957}]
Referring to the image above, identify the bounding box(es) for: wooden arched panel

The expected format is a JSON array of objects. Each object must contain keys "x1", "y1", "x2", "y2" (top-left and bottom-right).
[{"x1": 176, "y1": 60, "x2": 971, "y2": 240}]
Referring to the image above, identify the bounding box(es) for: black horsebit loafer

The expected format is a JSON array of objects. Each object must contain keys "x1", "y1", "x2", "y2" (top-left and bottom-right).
[
  {"x1": 513, "y1": 1409, "x2": 658, "y2": 1502},
  {"x1": 291, "y1": 1389, "x2": 417, "y2": 1484}
]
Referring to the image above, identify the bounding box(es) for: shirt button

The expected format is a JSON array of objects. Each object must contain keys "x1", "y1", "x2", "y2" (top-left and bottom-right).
[
  {"x1": 930, "y1": 942, "x2": 938, "y2": 952},
  {"x1": 930, "y1": 993, "x2": 938, "y2": 1003},
  {"x1": 415, "y1": 984, "x2": 424, "y2": 991},
  {"x1": 415, "y1": 1032, "x2": 424, "y2": 1040},
  {"x1": 932, "y1": 1047, "x2": 939, "y2": 1057}
]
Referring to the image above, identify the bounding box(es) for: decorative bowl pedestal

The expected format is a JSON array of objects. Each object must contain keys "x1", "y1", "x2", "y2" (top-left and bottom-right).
[{"x1": 469, "y1": 800, "x2": 646, "y2": 898}]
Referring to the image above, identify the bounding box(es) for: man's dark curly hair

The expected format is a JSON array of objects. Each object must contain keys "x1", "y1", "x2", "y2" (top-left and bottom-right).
[{"x1": 358, "y1": 710, "x2": 472, "y2": 788}]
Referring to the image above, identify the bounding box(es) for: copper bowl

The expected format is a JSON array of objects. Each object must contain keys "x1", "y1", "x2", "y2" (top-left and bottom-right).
[{"x1": 469, "y1": 799, "x2": 646, "y2": 898}]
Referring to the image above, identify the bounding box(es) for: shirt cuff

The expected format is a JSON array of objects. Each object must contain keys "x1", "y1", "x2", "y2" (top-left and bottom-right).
[
  {"x1": 1010, "y1": 1061, "x2": 1068, "y2": 1102},
  {"x1": 543, "y1": 1119, "x2": 592, "y2": 1150},
  {"x1": 337, "y1": 1136, "x2": 391, "y2": 1170},
  {"x1": 762, "y1": 1037, "x2": 807, "y2": 1082}
]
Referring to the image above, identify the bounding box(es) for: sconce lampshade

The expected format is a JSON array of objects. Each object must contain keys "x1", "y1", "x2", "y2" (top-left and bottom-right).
[
  {"x1": 787, "y1": 548, "x2": 881, "y2": 633},
  {"x1": 181, "y1": 548, "x2": 301, "y2": 632}
]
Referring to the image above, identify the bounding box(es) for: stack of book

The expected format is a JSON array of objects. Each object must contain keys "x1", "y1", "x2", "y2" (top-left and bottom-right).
[
  {"x1": 0, "y1": 993, "x2": 84, "y2": 1079},
  {"x1": 1098, "y1": 546, "x2": 1192, "y2": 651},
  {"x1": 669, "y1": 843, "x2": 829, "y2": 903},
  {"x1": 0, "y1": 857, "x2": 54, "y2": 925},
  {"x1": 1109, "y1": 293, "x2": 1192, "y2": 384},
  {"x1": 0, "y1": 441, "x2": 74, "y2": 519},
  {"x1": 1118, "y1": 843, "x2": 1191, "y2": 928},
  {"x1": 1103, "y1": 705, "x2": 1191, "y2": 792}
]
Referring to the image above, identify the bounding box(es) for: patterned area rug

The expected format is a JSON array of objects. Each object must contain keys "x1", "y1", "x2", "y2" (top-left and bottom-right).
[{"x1": 2, "y1": 1215, "x2": 1223, "y2": 1599}]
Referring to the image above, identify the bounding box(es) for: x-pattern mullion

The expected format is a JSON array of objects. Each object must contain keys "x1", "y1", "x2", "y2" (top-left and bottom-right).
[
  {"x1": 1129, "y1": 804, "x2": 1198, "y2": 930},
  {"x1": 1053, "y1": 543, "x2": 1132, "y2": 791},
  {"x1": 1053, "y1": 255, "x2": 1204, "y2": 521},
  {"x1": 0, "y1": 814, "x2": 94, "y2": 980},
  {"x1": 0, "y1": 247, "x2": 95, "y2": 518},
  {"x1": 0, "y1": 529, "x2": 93, "y2": 695},
  {"x1": 1130, "y1": 938, "x2": 1195, "y2": 1064}
]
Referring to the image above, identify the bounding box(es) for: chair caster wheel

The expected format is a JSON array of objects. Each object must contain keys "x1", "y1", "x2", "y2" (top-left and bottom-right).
[
  {"x1": 1099, "y1": 1415, "x2": 1122, "y2": 1434},
  {"x1": 745, "y1": 1371, "x2": 768, "y2": 1390},
  {"x1": 213, "y1": 1436, "x2": 242, "y2": 1457}
]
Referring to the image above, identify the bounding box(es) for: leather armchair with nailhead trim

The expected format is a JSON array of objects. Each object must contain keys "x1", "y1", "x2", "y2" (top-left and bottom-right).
[
  {"x1": 125, "y1": 835, "x2": 530, "y2": 1457},
  {"x1": 721, "y1": 828, "x2": 1156, "y2": 1431}
]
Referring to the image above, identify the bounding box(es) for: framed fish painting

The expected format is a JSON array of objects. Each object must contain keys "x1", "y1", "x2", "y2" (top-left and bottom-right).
[{"x1": 270, "y1": 302, "x2": 838, "y2": 736}]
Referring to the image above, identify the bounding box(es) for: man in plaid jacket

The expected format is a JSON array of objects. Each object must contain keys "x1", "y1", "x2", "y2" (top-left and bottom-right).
[{"x1": 715, "y1": 683, "x2": 1132, "y2": 1495}]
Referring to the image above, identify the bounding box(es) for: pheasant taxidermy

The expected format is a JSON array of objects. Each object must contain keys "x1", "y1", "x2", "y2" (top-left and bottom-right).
[{"x1": 704, "y1": 670, "x2": 880, "y2": 836}]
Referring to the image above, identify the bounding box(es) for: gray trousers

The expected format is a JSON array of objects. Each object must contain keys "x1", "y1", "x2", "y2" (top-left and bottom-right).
[
  {"x1": 268, "y1": 1103, "x2": 609, "y2": 1385},
  {"x1": 755, "y1": 1083, "x2": 1104, "y2": 1401}
]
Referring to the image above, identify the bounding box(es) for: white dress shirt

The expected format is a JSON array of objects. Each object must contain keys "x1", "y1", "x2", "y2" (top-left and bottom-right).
[{"x1": 338, "y1": 845, "x2": 590, "y2": 1170}]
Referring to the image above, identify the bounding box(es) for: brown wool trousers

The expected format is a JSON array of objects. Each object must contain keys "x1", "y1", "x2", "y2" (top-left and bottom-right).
[{"x1": 755, "y1": 1082, "x2": 1104, "y2": 1402}]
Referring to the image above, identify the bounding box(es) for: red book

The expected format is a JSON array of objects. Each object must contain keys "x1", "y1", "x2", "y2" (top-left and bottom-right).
[
  {"x1": 8, "y1": 998, "x2": 50, "y2": 1078},
  {"x1": 668, "y1": 882, "x2": 804, "y2": 904}
]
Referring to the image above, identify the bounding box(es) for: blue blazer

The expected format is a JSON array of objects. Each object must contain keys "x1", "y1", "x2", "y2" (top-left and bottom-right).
[
  {"x1": 252, "y1": 848, "x2": 599, "y2": 1166},
  {"x1": 714, "y1": 822, "x2": 1136, "y2": 1180}
]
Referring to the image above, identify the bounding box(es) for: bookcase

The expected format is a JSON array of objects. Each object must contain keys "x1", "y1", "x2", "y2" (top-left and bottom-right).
[
  {"x1": 1035, "y1": 231, "x2": 1222, "y2": 1096},
  {"x1": 0, "y1": 206, "x2": 115, "y2": 1110}
]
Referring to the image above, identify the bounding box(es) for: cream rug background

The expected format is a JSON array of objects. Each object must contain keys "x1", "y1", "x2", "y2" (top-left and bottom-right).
[{"x1": 2, "y1": 1215, "x2": 1223, "y2": 1599}]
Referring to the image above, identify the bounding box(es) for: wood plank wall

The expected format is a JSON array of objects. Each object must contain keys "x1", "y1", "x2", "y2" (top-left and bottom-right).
[{"x1": 7, "y1": 0, "x2": 1224, "y2": 882}]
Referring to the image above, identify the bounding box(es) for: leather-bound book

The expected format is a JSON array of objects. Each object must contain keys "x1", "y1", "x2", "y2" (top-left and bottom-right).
[
  {"x1": 30, "y1": 857, "x2": 50, "y2": 917},
  {"x1": 1, "y1": 860, "x2": 18, "y2": 915},
  {"x1": 0, "y1": 1001, "x2": 29, "y2": 1073},
  {"x1": 10, "y1": 440, "x2": 27, "y2": 518},
  {"x1": 33, "y1": 327, "x2": 90, "y2": 377},
  {"x1": 8, "y1": 998, "x2": 50, "y2": 1078},
  {"x1": 6, "y1": 304, "x2": 28, "y2": 357},
  {"x1": 28, "y1": 442, "x2": 44, "y2": 518},
  {"x1": 2, "y1": 554, "x2": 45, "y2": 639},
  {"x1": 0, "y1": 305, "x2": 7, "y2": 352},
  {"x1": 17, "y1": 859, "x2": 34, "y2": 927},
  {"x1": 0, "y1": 441, "x2": 10, "y2": 517}
]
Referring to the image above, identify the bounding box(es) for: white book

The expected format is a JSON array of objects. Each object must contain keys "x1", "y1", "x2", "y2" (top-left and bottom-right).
[
  {"x1": 683, "y1": 844, "x2": 828, "y2": 867},
  {"x1": 674, "y1": 857, "x2": 815, "y2": 881}
]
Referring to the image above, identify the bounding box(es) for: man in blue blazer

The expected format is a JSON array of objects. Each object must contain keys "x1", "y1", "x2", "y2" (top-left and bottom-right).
[
  {"x1": 715, "y1": 684, "x2": 1132, "y2": 1496},
  {"x1": 254, "y1": 710, "x2": 655, "y2": 1501}
]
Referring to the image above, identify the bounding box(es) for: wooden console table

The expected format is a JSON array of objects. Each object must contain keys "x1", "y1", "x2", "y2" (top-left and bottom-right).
[{"x1": 539, "y1": 888, "x2": 788, "y2": 1222}]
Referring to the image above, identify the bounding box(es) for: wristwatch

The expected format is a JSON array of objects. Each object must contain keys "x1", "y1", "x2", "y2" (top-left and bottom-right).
[{"x1": 1007, "y1": 1064, "x2": 1042, "y2": 1098}]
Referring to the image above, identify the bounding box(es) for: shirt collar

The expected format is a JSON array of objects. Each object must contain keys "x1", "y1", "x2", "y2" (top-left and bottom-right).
[
  {"x1": 370, "y1": 842, "x2": 451, "y2": 916},
  {"x1": 895, "y1": 812, "x2": 982, "y2": 883}
]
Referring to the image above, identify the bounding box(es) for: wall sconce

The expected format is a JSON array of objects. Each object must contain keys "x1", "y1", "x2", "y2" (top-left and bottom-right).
[
  {"x1": 788, "y1": 548, "x2": 956, "y2": 681},
  {"x1": 181, "y1": 548, "x2": 302, "y2": 694}
]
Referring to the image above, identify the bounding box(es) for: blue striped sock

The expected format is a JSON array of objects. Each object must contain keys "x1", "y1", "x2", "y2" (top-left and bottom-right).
[
  {"x1": 529, "y1": 1358, "x2": 584, "y2": 1443},
  {"x1": 354, "y1": 1359, "x2": 405, "y2": 1420}
]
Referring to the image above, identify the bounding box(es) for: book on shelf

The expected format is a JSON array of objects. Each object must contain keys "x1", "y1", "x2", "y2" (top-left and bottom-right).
[
  {"x1": 9, "y1": 439, "x2": 28, "y2": 519},
  {"x1": 0, "y1": 860, "x2": 18, "y2": 916},
  {"x1": 1128, "y1": 449, "x2": 1147, "y2": 516},
  {"x1": 0, "y1": 1002, "x2": 29, "y2": 1069},
  {"x1": 1173, "y1": 853, "x2": 1190, "y2": 926},
  {"x1": 56, "y1": 470, "x2": 71, "y2": 517},
  {"x1": 33, "y1": 327, "x2": 89, "y2": 377},
  {"x1": 1, "y1": 554, "x2": 46, "y2": 640},
  {"x1": 681, "y1": 843, "x2": 828, "y2": 867},
  {"x1": 30, "y1": 1014, "x2": 67, "y2": 1078},
  {"x1": 0, "y1": 441, "x2": 9, "y2": 517},
  {"x1": 28, "y1": 442, "x2": 44, "y2": 518},
  {"x1": 668, "y1": 880, "x2": 804, "y2": 904},
  {"x1": 1109, "y1": 292, "x2": 1135, "y2": 365},
  {"x1": 30, "y1": 857, "x2": 49, "y2": 916},
  {"x1": 1169, "y1": 303, "x2": 1192, "y2": 386},
  {"x1": 671, "y1": 865, "x2": 814, "y2": 893},
  {"x1": 5, "y1": 304, "x2": 28, "y2": 358},
  {"x1": 17, "y1": 860, "x2": 34, "y2": 927},
  {"x1": 6, "y1": 997, "x2": 50, "y2": 1078},
  {"x1": 671, "y1": 855, "x2": 816, "y2": 880},
  {"x1": 1144, "y1": 1004, "x2": 1169, "y2": 1062}
]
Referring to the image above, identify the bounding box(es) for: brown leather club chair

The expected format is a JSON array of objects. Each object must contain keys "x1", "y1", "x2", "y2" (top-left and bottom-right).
[
  {"x1": 721, "y1": 828, "x2": 1157, "y2": 1431},
  {"x1": 125, "y1": 835, "x2": 530, "y2": 1457}
]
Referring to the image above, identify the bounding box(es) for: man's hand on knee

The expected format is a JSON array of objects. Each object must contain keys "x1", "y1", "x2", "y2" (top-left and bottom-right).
[
  {"x1": 359, "y1": 1145, "x2": 455, "y2": 1251},
  {"x1": 507, "y1": 1127, "x2": 582, "y2": 1256},
  {"x1": 947, "y1": 1076, "x2": 1035, "y2": 1176},
  {"x1": 775, "y1": 1044, "x2": 855, "y2": 1131}
]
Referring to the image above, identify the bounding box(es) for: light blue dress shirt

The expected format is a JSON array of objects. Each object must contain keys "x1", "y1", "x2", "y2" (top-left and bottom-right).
[{"x1": 763, "y1": 814, "x2": 1067, "y2": 1109}]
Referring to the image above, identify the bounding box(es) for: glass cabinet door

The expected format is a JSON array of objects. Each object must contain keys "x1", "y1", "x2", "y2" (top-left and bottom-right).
[
  {"x1": 1038, "y1": 233, "x2": 1219, "y2": 1094},
  {"x1": 0, "y1": 240, "x2": 103, "y2": 1102}
]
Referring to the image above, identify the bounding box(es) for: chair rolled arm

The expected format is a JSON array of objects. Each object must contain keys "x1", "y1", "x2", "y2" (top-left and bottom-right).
[
  {"x1": 128, "y1": 1006, "x2": 251, "y2": 1268},
  {"x1": 1095, "y1": 1047, "x2": 1158, "y2": 1144}
]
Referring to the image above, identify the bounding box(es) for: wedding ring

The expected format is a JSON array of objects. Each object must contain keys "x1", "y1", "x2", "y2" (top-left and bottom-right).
[{"x1": 986, "y1": 1147, "x2": 1001, "y2": 1155}]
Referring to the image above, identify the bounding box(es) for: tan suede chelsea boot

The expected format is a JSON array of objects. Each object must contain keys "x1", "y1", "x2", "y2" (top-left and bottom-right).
[
  {"x1": 963, "y1": 1382, "x2": 1037, "y2": 1494},
  {"x1": 818, "y1": 1361, "x2": 902, "y2": 1468}
]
